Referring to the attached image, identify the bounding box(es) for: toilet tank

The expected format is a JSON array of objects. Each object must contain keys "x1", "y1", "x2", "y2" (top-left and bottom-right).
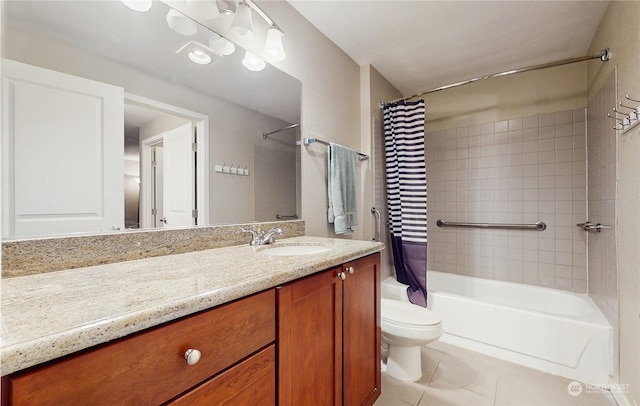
[{"x1": 381, "y1": 277, "x2": 411, "y2": 303}]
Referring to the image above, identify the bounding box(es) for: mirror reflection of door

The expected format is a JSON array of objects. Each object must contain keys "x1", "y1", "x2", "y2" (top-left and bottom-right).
[
  {"x1": 159, "y1": 122, "x2": 196, "y2": 228},
  {"x1": 135, "y1": 103, "x2": 199, "y2": 229},
  {"x1": 2, "y1": 59, "x2": 124, "y2": 238},
  {"x1": 152, "y1": 145, "x2": 164, "y2": 228}
]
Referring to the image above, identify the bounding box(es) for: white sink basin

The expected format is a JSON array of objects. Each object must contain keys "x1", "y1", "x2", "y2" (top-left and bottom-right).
[{"x1": 261, "y1": 245, "x2": 331, "y2": 256}]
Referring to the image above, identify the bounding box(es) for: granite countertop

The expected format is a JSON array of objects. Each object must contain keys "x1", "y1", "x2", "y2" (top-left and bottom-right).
[{"x1": 1, "y1": 236, "x2": 384, "y2": 375}]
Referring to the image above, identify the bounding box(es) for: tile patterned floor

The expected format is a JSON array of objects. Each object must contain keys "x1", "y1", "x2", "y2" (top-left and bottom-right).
[{"x1": 374, "y1": 341, "x2": 619, "y2": 406}]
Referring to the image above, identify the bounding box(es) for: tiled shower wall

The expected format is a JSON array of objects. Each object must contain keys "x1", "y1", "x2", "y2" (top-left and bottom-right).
[
  {"x1": 426, "y1": 109, "x2": 588, "y2": 293},
  {"x1": 586, "y1": 71, "x2": 618, "y2": 373},
  {"x1": 254, "y1": 145, "x2": 298, "y2": 222}
]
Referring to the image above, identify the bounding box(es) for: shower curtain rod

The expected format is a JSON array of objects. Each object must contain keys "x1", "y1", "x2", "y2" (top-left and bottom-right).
[
  {"x1": 381, "y1": 49, "x2": 610, "y2": 107},
  {"x1": 262, "y1": 123, "x2": 300, "y2": 139}
]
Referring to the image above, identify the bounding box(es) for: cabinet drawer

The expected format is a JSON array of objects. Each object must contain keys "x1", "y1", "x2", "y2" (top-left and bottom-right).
[
  {"x1": 169, "y1": 345, "x2": 275, "y2": 405},
  {"x1": 7, "y1": 289, "x2": 275, "y2": 406}
]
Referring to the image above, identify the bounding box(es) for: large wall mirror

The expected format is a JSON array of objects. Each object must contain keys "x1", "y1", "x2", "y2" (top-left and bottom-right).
[{"x1": 1, "y1": 0, "x2": 301, "y2": 239}]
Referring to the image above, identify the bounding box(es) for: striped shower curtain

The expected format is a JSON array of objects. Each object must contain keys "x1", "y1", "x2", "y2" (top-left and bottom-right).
[{"x1": 382, "y1": 100, "x2": 428, "y2": 307}]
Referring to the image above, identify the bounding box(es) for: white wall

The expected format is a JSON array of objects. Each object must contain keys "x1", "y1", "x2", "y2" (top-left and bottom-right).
[
  {"x1": 139, "y1": 115, "x2": 191, "y2": 141},
  {"x1": 252, "y1": 2, "x2": 363, "y2": 238},
  {"x1": 424, "y1": 63, "x2": 588, "y2": 131},
  {"x1": 362, "y1": 65, "x2": 403, "y2": 279}
]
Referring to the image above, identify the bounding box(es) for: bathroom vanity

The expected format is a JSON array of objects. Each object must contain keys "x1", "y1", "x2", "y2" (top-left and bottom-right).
[
  {"x1": 5, "y1": 291, "x2": 276, "y2": 405},
  {"x1": 1, "y1": 236, "x2": 382, "y2": 405},
  {"x1": 279, "y1": 253, "x2": 381, "y2": 406}
]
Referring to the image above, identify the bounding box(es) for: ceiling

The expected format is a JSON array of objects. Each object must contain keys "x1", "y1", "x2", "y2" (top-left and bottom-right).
[{"x1": 288, "y1": 1, "x2": 610, "y2": 96}]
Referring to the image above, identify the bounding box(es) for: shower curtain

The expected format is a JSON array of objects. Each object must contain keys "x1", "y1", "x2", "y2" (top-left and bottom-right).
[{"x1": 382, "y1": 100, "x2": 428, "y2": 307}]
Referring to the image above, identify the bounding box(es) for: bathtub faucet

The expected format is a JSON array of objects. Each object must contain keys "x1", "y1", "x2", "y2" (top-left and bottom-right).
[{"x1": 241, "y1": 226, "x2": 284, "y2": 246}]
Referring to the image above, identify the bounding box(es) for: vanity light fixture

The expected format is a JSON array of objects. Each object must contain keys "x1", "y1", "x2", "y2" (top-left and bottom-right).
[
  {"x1": 229, "y1": 1, "x2": 255, "y2": 42},
  {"x1": 177, "y1": 40, "x2": 222, "y2": 65},
  {"x1": 229, "y1": 0, "x2": 287, "y2": 68},
  {"x1": 209, "y1": 32, "x2": 236, "y2": 56},
  {"x1": 241, "y1": 0, "x2": 287, "y2": 64},
  {"x1": 166, "y1": 9, "x2": 198, "y2": 36},
  {"x1": 263, "y1": 25, "x2": 285, "y2": 62},
  {"x1": 121, "y1": 0, "x2": 152, "y2": 12},
  {"x1": 217, "y1": 0, "x2": 237, "y2": 15},
  {"x1": 242, "y1": 50, "x2": 265, "y2": 71},
  {"x1": 188, "y1": 50, "x2": 212, "y2": 64},
  {"x1": 163, "y1": 0, "x2": 286, "y2": 71}
]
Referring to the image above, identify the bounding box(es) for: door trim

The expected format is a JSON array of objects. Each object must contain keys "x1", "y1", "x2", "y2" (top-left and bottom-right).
[{"x1": 127, "y1": 93, "x2": 209, "y2": 228}]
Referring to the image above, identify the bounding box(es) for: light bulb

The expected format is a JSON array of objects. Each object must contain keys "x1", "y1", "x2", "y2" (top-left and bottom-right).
[
  {"x1": 263, "y1": 27, "x2": 286, "y2": 62},
  {"x1": 230, "y1": 2, "x2": 254, "y2": 42},
  {"x1": 122, "y1": 0, "x2": 152, "y2": 12},
  {"x1": 188, "y1": 50, "x2": 212, "y2": 64},
  {"x1": 242, "y1": 51, "x2": 265, "y2": 72}
]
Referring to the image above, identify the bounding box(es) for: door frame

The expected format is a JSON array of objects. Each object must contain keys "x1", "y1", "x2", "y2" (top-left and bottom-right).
[{"x1": 127, "y1": 93, "x2": 209, "y2": 229}]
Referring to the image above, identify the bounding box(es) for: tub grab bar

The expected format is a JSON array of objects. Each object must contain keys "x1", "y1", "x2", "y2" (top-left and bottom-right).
[
  {"x1": 371, "y1": 207, "x2": 381, "y2": 241},
  {"x1": 436, "y1": 220, "x2": 546, "y2": 231}
]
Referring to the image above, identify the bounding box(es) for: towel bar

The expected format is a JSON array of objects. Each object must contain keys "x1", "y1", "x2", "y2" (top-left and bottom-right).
[{"x1": 301, "y1": 137, "x2": 369, "y2": 161}]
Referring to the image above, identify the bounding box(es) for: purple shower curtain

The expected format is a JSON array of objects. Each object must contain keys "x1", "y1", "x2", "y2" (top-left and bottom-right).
[{"x1": 382, "y1": 100, "x2": 428, "y2": 307}]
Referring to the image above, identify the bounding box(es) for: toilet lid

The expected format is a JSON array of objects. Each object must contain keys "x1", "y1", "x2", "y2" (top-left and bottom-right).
[{"x1": 381, "y1": 299, "x2": 441, "y2": 326}]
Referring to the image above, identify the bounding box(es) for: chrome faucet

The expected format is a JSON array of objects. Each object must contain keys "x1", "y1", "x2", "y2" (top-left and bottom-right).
[
  {"x1": 260, "y1": 227, "x2": 284, "y2": 245},
  {"x1": 241, "y1": 226, "x2": 284, "y2": 246}
]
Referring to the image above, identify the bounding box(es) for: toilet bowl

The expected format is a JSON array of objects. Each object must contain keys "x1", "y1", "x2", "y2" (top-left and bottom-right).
[{"x1": 381, "y1": 298, "x2": 443, "y2": 382}]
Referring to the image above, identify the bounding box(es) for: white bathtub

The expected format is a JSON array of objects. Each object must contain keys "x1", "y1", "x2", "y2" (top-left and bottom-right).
[{"x1": 382, "y1": 272, "x2": 613, "y2": 384}]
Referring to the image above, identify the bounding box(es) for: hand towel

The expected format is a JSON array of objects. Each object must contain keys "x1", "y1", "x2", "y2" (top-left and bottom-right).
[{"x1": 327, "y1": 143, "x2": 358, "y2": 234}]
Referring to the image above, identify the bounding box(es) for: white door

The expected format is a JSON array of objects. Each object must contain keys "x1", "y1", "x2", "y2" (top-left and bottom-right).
[
  {"x1": 153, "y1": 146, "x2": 165, "y2": 228},
  {"x1": 2, "y1": 59, "x2": 124, "y2": 238},
  {"x1": 162, "y1": 123, "x2": 195, "y2": 227}
]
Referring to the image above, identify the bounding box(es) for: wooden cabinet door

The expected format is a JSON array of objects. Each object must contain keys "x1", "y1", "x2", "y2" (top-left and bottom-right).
[
  {"x1": 343, "y1": 253, "x2": 381, "y2": 406},
  {"x1": 278, "y1": 266, "x2": 343, "y2": 406},
  {"x1": 169, "y1": 345, "x2": 275, "y2": 406}
]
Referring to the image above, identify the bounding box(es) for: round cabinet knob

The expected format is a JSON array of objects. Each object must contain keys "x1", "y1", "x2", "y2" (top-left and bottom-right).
[
  {"x1": 184, "y1": 348, "x2": 201, "y2": 366},
  {"x1": 337, "y1": 272, "x2": 347, "y2": 280},
  {"x1": 347, "y1": 266, "x2": 354, "y2": 274}
]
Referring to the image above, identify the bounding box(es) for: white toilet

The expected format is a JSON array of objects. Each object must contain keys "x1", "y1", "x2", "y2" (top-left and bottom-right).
[{"x1": 381, "y1": 278, "x2": 443, "y2": 382}]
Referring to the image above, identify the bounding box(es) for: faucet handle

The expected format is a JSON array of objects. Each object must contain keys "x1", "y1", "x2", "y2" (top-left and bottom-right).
[
  {"x1": 240, "y1": 227, "x2": 256, "y2": 236},
  {"x1": 240, "y1": 227, "x2": 261, "y2": 245}
]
